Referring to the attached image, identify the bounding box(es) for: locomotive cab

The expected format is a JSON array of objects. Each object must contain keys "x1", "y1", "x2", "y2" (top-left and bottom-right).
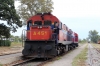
[{"x1": 26, "y1": 20, "x2": 58, "y2": 41}]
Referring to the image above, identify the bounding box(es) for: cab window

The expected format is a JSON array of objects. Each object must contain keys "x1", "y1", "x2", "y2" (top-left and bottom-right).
[
  {"x1": 44, "y1": 20, "x2": 51, "y2": 25},
  {"x1": 34, "y1": 21, "x2": 42, "y2": 25},
  {"x1": 59, "y1": 22, "x2": 62, "y2": 30},
  {"x1": 27, "y1": 20, "x2": 32, "y2": 30}
]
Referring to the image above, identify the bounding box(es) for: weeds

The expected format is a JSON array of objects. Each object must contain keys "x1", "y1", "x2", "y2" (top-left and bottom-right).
[{"x1": 72, "y1": 45, "x2": 88, "y2": 66}]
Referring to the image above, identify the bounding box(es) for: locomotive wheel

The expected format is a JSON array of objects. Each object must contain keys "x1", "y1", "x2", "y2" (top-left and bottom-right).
[
  {"x1": 70, "y1": 47, "x2": 72, "y2": 50},
  {"x1": 72, "y1": 45, "x2": 75, "y2": 48},
  {"x1": 57, "y1": 50, "x2": 60, "y2": 56},
  {"x1": 62, "y1": 47, "x2": 66, "y2": 53},
  {"x1": 68, "y1": 46, "x2": 70, "y2": 51},
  {"x1": 60, "y1": 47, "x2": 64, "y2": 54},
  {"x1": 74, "y1": 45, "x2": 76, "y2": 48}
]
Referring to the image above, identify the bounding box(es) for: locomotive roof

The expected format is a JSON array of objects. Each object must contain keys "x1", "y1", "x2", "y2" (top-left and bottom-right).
[{"x1": 27, "y1": 12, "x2": 60, "y2": 22}]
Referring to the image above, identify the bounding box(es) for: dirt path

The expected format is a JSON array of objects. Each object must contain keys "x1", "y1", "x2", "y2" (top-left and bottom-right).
[
  {"x1": 86, "y1": 44, "x2": 100, "y2": 66},
  {"x1": 43, "y1": 44, "x2": 87, "y2": 66},
  {"x1": 0, "y1": 47, "x2": 23, "y2": 55}
]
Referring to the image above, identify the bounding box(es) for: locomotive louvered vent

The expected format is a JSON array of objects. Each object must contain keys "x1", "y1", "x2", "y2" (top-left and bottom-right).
[
  {"x1": 34, "y1": 21, "x2": 42, "y2": 25},
  {"x1": 44, "y1": 20, "x2": 51, "y2": 25}
]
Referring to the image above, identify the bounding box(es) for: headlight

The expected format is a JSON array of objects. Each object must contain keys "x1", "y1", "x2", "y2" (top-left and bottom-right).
[{"x1": 38, "y1": 26, "x2": 42, "y2": 28}]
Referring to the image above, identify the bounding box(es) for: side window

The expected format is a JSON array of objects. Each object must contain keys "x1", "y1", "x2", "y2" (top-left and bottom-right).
[
  {"x1": 54, "y1": 22, "x2": 57, "y2": 28},
  {"x1": 64, "y1": 24, "x2": 66, "y2": 30},
  {"x1": 34, "y1": 21, "x2": 42, "y2": 25},
  {"x1": 66, "y1": 26, "x2": 68, "y2": 31},
  {"x1": 27, "y1": 20, "x2": 32, "y2": 27},
  {"x1": 27, "y1": 20, "x2": 32, "y2": 30},
  {"x1": 59, "y1": 22, "x2": 62, "y2": 29},
  {"x1": 44, "y1": 20, "x2": 51, "y2": 25},
  {"x1": 29, "y1": 22, "x2": 32, "y2": 26}
]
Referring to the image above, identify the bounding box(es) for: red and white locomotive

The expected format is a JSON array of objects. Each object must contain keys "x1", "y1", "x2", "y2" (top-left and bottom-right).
[{"x1": 22, "y1": 13, "x2": 78, "y2": 58}]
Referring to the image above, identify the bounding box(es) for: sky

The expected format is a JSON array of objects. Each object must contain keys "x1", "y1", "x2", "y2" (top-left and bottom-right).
[
  {"x1": 1, "y1": 0, "x2": 100, "y2": 39},
  {"x1": 52, "y1": 0, "x2": 100, "y2": 39}
]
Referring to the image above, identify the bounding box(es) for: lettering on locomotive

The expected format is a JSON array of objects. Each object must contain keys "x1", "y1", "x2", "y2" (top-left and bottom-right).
[{"x1": 33, "y1": 31, "x2": 47, "y2": 35}]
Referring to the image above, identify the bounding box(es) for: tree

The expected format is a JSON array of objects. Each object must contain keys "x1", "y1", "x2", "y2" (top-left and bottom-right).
[
  {"x1": 0, "y1": 23, "x2": 10, "y2": 38},
  {"x1": 14, "y1": 36, "x2": 20, "y2": 42},
  {"x1": 79, "y1": 39, "x2": 82, "y2": 43},
  {"x1": 79, "y1": 38, "x2": 87, "y2": 43},
  {"x1": 82, "y1": 38, "x2": 87, "y2": 43},
  {"x1": 0, "y1": 0, "x2": 22, "y2": 32},
  {"x1": 17, "y1": 0, "x2": 53, "y2": 25},
  {"x1": 88, "y1": 30, "x2": 99, "y2": 43},
  {"x1": 10, "y1": 35, "x2": 22, "y2": 42}
]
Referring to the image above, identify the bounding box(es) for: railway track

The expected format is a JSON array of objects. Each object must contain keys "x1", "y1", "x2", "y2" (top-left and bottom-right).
[
  {"x1": 0, "y1": 52, "x2": 21, "y2": 56},
  {"x1": 9, "y1": 47, "x2": 77, "y2": 66},
  {"x1": 10, "y1": 57, "x2": 50, "y2": 66},
  {"x1": 11, "y1": 57, "x2": 36, "y2": 66},
  {"x1": 87, "y1": 44, "x2": 100, "y2": 66},
  {"x1": 93, "y1": 45, "x2": 100, "y2": 53}
]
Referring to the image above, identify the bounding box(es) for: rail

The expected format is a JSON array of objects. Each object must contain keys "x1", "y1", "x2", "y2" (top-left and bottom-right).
[{"x1": 12, "y1": 57, "x2": 35, "y2": 66}]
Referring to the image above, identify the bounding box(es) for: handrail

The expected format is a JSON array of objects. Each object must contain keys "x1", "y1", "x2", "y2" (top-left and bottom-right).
[{"x1": 22, "y1": 29, "x2": 26, "y2": 47}]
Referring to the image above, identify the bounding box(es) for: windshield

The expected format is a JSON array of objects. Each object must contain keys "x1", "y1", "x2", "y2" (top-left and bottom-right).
[
  {"x1": 34, "y1": 21, "x2": 42, "y2": 25},
  {"x1": 44, "y1": 20, "x2": 51, "y2": 25}
]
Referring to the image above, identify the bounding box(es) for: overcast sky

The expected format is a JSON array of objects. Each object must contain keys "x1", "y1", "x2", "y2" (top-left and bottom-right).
[{"x1": 1, "y1": 0, "x2": 100, "y2": 39}]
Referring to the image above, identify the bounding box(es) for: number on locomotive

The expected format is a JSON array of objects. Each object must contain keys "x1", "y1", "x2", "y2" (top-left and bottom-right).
[{"x1": 33, "y1": 31, "x2": 47, "y2": 35}]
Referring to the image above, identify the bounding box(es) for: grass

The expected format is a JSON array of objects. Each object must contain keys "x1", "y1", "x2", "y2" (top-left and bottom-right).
[
  {"x1": 11, "y1": 42, "x2": 22, "y2": 47},
  {"x1": 72, "y1": 45, "x2": 88, "y2": 66},
  {"x1": 0, "y1": 42, "x2": 22, "y2": 53},
  {"x1": 56, "y1": 56, "x2": 62, "y2": 60},
  {"x1": 92, "y1": 43, "x2": 100, "y2": 48},
  {"x1": 92, "y1": 43, "x2": 100, "y2": 51},
  {"x1": 0, "y1": 64, "x2": 2, "y2": 66},
  {"x1": 0, "y1": 42, "x2": 22, "y2": 55}
]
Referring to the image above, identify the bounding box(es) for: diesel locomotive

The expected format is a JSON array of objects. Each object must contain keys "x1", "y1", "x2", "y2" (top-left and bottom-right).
[{"x1": 22, "y1": 13, "x2": 78, "y2": 58}]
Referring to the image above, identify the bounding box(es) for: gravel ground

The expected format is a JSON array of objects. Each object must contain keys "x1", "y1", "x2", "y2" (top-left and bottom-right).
[
  {"x1": 0, "y1": 53, "x2": 22, "y2": 64},
  {"x1": 42, "y1": 44, "x2": 87, "y2": 66},
  {"x1": 0, "y1": 47, "x2": 23, "y2": 64},
  {"x1": 0, "y1": 47, "x2": 23, "y2": 55},
  {"x1": 0, "y1": 53, "x2": 22, "y2": 59},
  {"x1": 86, "y1": 44, "x2": 100, "y2": 66}
]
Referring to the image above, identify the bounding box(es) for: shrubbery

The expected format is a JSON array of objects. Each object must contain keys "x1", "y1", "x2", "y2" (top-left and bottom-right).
[{"x1": 0, "y1": 40, "x2": 11, "y2": 46}]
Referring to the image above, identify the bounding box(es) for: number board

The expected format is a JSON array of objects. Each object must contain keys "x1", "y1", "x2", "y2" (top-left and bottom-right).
[{"x1": 33, "y1": 31, "x2": 47, "y2": 35}]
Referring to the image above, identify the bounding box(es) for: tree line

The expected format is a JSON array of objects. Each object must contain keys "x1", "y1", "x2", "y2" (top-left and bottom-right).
[
  {"x1": 79, "y1": 30, "x2": 100, "y2": 43},
  {"x1": 88, "y1": 30, "x2": 100, "y2": 43}
]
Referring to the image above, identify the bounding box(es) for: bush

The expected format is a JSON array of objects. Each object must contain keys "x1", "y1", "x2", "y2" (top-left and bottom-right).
[{"x1": 0, "y1": 40, "x2": 11, "y2": 46}]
